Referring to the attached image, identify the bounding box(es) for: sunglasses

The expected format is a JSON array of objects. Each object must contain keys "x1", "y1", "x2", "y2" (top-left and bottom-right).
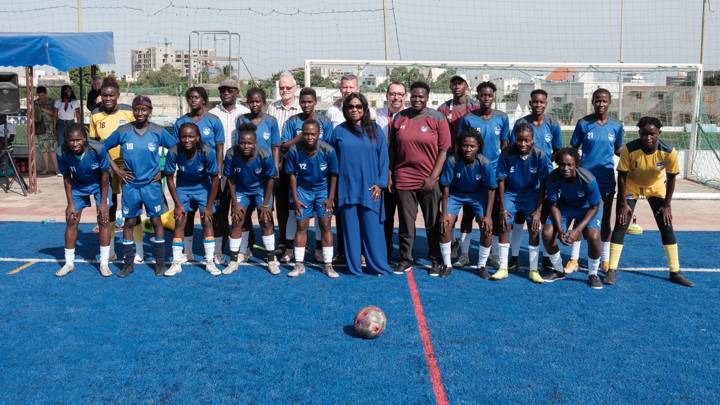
[
  {"x1": 346, "y1": 104, "x2": 363, "y2": 110},
  {"x1": 279, "y1": 86, "x2": 294, "y2": 91}
]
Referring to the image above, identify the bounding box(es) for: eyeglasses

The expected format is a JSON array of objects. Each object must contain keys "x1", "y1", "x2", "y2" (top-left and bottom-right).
[
  {"x1": 388, "y1": 92, "x2": 405, "y2": 97},
  {"x1": 219, "y1": 87, "x2": 235, "y2": 93},
  {"x1": 346, "y1": 104, "x2": 363, "y2": 110},
  {"x1": 279, "y1": 86, "x2": 294, "y2": 91}
]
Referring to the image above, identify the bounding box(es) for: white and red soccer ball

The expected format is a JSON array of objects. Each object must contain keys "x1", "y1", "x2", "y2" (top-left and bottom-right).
[{"x1": 354, "y1": 305, "x2": 387, "y2": 339}]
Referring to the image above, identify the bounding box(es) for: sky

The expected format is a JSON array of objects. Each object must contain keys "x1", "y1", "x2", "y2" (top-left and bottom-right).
[{"x1": 2, "y1": 0, "x2": 719, "y2": 78}]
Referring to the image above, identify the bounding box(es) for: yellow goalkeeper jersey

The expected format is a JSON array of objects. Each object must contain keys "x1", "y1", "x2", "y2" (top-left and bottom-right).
[
  {"x1": 617, "y1": 138, "x2": 679, "y2": 199},
  {"x1": 89, "y1": 104, "x2": 134, "y2": 161}
]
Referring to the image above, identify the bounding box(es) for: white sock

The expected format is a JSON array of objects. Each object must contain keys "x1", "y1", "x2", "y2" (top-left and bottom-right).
[
  {"x1": 601, "y1": 241, "x2": 610, "y2": 263},
  {"x1": 239, "y1": 231, "x2": 250, "y2": 254},
  {"x1": 65, "y1": 248, "x2": 75, "y2": 266},
  {"x1": 214, "y1": 237, "x2": 222, "y2": 256},
  {"x1": 588, "y1": 256, "x2": 600, "y2": 276},
  {"x1": 229, "y1": 237, "x2": 241, "y2": 253},
  {"x1": 459, "y1": 232, "x2": 471, "y2": 257},
  {"x1": 172, "y1": 242, "x2": 184, "y2": 262},
  {"x1": 491, "y1": 235, "x2": 499, "y2": 259},
  {"x1": 498, "y1": 243, "x2": 510, "y2": 269},
  {"x1": 571, "y1": 240, "x2": 581, "y2": 260},
  {"x1": 322, "y1": 246, "x2": 333, "y2": 264},
  {"x1": 183, "y1": 236, "x2": 193, "y2": 257},
  {"x1": 99, "y1": 245, "x2": 110, "y2": 265},
  {"x1": 286, "y1": 212, "x2": 297, "y2": 241},
  {"x1": 439, "y1": 242, "x2": 452, "y2": 267},
  {"x1": 511, "y1": 224, "x2": 523, "y2": 257},
  {"x1": 477, "y1": 245, "x2": 491, "y2": 268},
  {"x1": 203, "y1": 239, "x2": 215, "y2": 262},
  {"x1": 294, "y1": 246, "x2": 305, "y2": 263},
  {"x1": 549, "y1": 251, "x2": 564, "y2": 273},
  {"x1": 262, "y1": 234, "x2": 275, "y2": 253},
  {"x1": 528, "y1": 245, "x2": 539, "y2": 271}
]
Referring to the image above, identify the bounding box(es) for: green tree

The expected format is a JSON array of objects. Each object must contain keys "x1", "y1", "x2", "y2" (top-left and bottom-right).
[
  {"x1": 430, "y1": 68, "x2": 458, "y2": 92},
  {"x1": 69, "y1": 66, "x2": 106, "y2": 92},
  {"x1": 502, "y1": 89, "x2": 519, "y2": 102},
  {"x1": 135, "y1": 64, "x2": 186, "y2": 88},
  {"x1": 378, "y1": 67, "x2": 428, "y2": 91}
]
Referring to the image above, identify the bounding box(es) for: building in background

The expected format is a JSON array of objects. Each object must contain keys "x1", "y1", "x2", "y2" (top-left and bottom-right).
[{"x1": 131, "y1": 46, "x2": 217, "y2": 80}]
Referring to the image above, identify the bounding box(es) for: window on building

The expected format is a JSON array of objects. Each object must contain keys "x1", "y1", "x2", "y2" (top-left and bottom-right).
[
  {"x1": 629, "y1": 91, "x2": 642, "y2": 99},
  {"x1": 678, "y1": 113, "x2": 692, "y2": 124},
  {"x1": 656, "y1": 92, "x2": 666, "y2": 100}
]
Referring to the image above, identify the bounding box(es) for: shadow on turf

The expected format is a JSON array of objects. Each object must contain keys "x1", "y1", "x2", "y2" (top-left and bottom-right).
[
  {"x1": 38, "y1": 228, "x2": 104, "y2": 259},
  {"x1": 343, "y1": 325, "x2": 362, "y2": 339}
]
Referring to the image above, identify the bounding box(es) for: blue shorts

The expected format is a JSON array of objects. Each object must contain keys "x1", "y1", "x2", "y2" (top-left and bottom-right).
[
  {"x1": 447, "y1": 193, "x2": 487, "y2": 218},
  {"x1": 235, "y1": 191, "x2": 272, "y2": 210},
  {"x1": 72, "y1": 187, "x2": 112, "y2": 212},
  {"x1": 121, "y1": 182, "x2": 166, "y2": 218},
  {"x1": 178, "y1": 184, "x2": 214, "y2": 213},
  {"x1": 293, "y1": 188, "x2": 332, "y2": 220},
  {"x1": 547, "y1": 206, "x2": 602, "y2": 230},
  {"x1": 504, "y1": 191, "x2": 538, "y2": 223},
  {"x1": 590, "y1": 167, "x2": 616, "y2": 197}
]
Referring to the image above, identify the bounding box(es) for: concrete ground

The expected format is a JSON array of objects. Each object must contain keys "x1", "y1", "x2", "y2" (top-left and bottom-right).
[{"x1": 1, "y1": 173, "x2": 720, "y2": 231}]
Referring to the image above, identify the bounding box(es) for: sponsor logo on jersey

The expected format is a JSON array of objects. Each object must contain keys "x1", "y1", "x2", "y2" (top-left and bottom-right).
[{"x1": 90, "y1": 163, "x2": 99, "y2": 170}]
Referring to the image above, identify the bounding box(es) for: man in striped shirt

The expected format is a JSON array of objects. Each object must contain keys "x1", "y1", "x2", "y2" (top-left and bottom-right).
[{"x1": 267, "y1": 72, "x2": 300, "y2": 132}]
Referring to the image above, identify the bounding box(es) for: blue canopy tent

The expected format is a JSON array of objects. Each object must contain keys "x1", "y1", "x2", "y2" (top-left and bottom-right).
[{"x1": 0, "y1": 32, "x2": 114, "y2": 193}]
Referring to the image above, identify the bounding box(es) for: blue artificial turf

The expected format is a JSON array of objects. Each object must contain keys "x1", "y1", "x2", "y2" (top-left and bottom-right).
[{"x1": 1, "y1": 221, "x2": 719, "y2": 403}]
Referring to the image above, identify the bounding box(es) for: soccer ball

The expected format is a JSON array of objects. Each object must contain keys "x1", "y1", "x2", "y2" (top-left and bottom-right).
[{"x1": 354, "y1": 306, "x2": 387, "y2": 339}]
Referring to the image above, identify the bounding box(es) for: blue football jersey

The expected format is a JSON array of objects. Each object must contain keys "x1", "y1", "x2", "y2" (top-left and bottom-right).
[
  {"x1": 57, "y1": 140, "x2": 109, "y2": 194},
  {"x1": 174, "y1": 113, "x2": 225, "y2": 147},
  {"x1": 440, "y1": 153, "x2": 497, "y2": 195},
  {"x1": 284, "y1": 141, "x2": 339, "y2": 193},
  {"x1": 510, "y1": 114, "x2": 563, "y2": 158},
  {"x1": 497, "y1": 145, "x2": 553, "y2": 194},
  {"x1": 223, "y1": 147, "x2": 277, "y2": 194},
  {"x1": 570, "y1": 115, "x2": 624, "y2": 179},
  {"x1": 456, "y1": 110, "x2": 510, "y2": 167},
  {"x1": 546, "y1": 167, "x2": 602, "y2": 210},
  {"x1": 281, "y1": 114, "x2": 334, "y2": 144},
  {"x1": 164, "y1": 144, "x2": 218, "y2": 187},
  {"x1": 103, "y1": 123, "x2": 178, "y2": 186},
  {"x1": 236, "y1": 113, "x2": 280, "y2": 152}
]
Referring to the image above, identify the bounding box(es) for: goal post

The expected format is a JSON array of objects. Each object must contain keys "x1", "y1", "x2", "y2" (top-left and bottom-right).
[{"x1": 305, "y1": 59, "x2": 708, "y2": 182}]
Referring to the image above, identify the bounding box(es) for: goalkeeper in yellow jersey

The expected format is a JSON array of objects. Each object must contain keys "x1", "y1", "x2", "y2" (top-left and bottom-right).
[{"x1": 606, "y1": 116, "x2": 693, "y2": 287}]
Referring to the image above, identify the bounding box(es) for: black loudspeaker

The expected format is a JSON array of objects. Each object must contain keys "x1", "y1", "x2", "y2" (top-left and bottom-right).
[{"x1": 0, "y1": 72, "x2": 20, "y2": 115}]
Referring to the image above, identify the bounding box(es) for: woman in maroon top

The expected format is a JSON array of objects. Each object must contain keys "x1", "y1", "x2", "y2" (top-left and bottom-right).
[{"x1": 389, "y1": 81, "x2": 451, "y2": 277}]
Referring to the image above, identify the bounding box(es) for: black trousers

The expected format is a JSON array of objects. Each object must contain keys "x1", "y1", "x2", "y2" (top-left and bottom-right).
[
  {"x1": 383, "y1": 189, "x2": 397, "y2": 260},
  {"x1": 395, "y1": 187, "x2": 441, "y2": 264}
]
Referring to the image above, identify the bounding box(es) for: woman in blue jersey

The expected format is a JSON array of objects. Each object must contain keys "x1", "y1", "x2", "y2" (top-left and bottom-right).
[
  {"x1": 237, "y1": 87, "x2": 281, "y2": 170},
  {"x1": 173, "y1": 87, "x2": 225, "y2": 263},
  {"x1": 495, "y1": 123, "x2": 553, "y2": 283},
  {"x1": 568, "y1": 88, "x2": 623, "y2": 274},
  {"x1": 285, "y1": 119, "x2": 339, "y2": 278},
  {"x1": 55, "y1": 124, "x2": 113, "y2": 278},
  {"x1": 542, "y1": 148, "x2": 603, "y2": 290},
  {"x1": 439, "y1": 128, "x2": 496, "y2": 279},
  {"x1": 164, "y1": 122, "x2": 220, "y2": 277},
  {"x1": 331, "y1": 93, "x2": 391, "y2": 276},
  {"x1": 223, "y1": 123, "x2": 279, "y2": 275},
  {"x1": 103, "y1": 95, "x2": 178, "y2": 278}
]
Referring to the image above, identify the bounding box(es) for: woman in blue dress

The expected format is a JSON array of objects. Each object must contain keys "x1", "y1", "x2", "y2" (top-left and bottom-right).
[{"x1": 331, "y1": 93, "x2": 392, "y2": 276}]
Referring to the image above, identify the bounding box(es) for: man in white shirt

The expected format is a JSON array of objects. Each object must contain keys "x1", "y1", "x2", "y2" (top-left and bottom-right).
[
  {"x1": 326, "y1": 74, "x2": 379, "y2": 128},
  {"x1": 375, "y1": 81, "x2": 406, "y2": 262},
  {"x1": 266, "y1": 72, "x2": 299, "y2": 132},
  {"x1": 208, "y1": 79, "x2": 250, "y2": 264}
]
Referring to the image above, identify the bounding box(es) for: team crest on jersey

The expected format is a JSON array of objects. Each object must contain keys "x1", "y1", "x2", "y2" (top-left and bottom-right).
[
  {"x1": 608, "y1": 133, "x2": 616, "y2": 142},
  {"x1": 262, "y1": 131, "x2": 270, "y2": 140},
  {"x1": 148, "y1": 142, "x2": 156, "y2": 152},
  {"x1": 494, "y1": 127, "x2": 501, "y2": 136},
  {"x1": 420, "y1": 125, "x2": 429, "y2": 133},
  {"x1": 203, "y1": 127, "x2": 211, "y2": 136},
  {"x1": 456, "y1": 173, "x2": 462, "y2": 179},
  {"x1": 400, "y1": 125, "x2": 406, "y2": 129},
  {"x1": 656, "y1": 162, "x2": 665, "y2": 168},
  {"x1": 197, "y1": 164, "x2": 204, "y2": 172},
  {"x1": 126, "y1": 143, "x2": 134, "y2": 150},
  {"x1": 529, "y1": 166, "x2": 537, "y2": 174},
  {"x1": 295, "y1": 129, "x2": 302, "y2": 135},
  {"x1": 545, "y1": 134, "x2": 552, "y2": 143},
  {"x1": 577, "y1": 191, "x2": 585, "y2": 198},
  {"x1": 254, "y1": 167, "x2": 262, "y2": 174},
  {"x1": 475, "y1": 174, "x2": 481, "y2": 180},
  {"x1": 320, "y1": 163, "x2": 327, "y2": 171}
]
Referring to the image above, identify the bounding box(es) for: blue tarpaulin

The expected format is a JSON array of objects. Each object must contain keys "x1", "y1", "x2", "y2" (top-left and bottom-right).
[{"x1": 0, "y1": 32, "x2": 114, "y2": 70}]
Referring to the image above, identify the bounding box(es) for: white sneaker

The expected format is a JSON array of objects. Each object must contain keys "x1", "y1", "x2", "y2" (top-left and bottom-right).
[
  {"x1": 134, "y1": 254, "x2": 144, "y2": 264},
  {"x1": 99, "y1": 263, "x2": 112, "y2": 277},
  {"x1": 164, "y1": 262, "x2": 182, "y2": 277},
  {"x1": 213, "y1": 253, "x2": 226, "y2": 265},
  {"x1": 56, "y1": 263, "x2": 74, "y2": 277},
  {"x1": 453, "y1": 255, "x2": 470, "y2": 268},
  {"x1": 222, "y1": 261, "x2": 239, "y2": 275},
  {"x1": 205, "y1": 261, "x2": 221, "y2": 276},
  {"x1": 288, "y1": 262, "x2": 305, "y2": 278},
  {"x1": 267, "y1": 260, "x2": 281, "y2": 275},
  {"x1": 324, "y1": 263, "x2": 339, "y2": 279}
]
